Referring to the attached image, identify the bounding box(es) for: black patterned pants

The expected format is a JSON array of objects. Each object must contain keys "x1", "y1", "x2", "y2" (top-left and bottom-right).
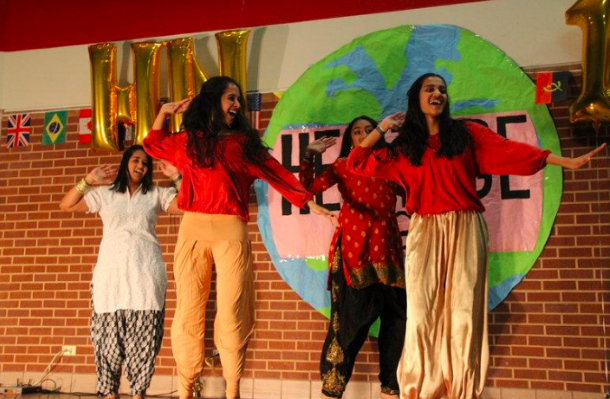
[
  {"x1": 320, "y1": 244, "x2": 407, "y2": 398},
  {"x1": 91, "y1": 309, "x2": 164, "y2": 396}
]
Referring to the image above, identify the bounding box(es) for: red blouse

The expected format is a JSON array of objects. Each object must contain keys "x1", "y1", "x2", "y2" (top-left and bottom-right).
[
  {"x1": 144, "y1": 128, "x2": 313, "y2": 221},
  {"x1": 300, "y1": 157, "x2": 404, "y2": 289},
  {"x1": 347, "y1": 121, "x2": 551, "y2": 216}
]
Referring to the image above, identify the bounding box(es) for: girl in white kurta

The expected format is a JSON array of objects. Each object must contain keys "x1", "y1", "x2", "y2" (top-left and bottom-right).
[{"x1": 60, "y1": 145, "x2": 182, "y2": 399}]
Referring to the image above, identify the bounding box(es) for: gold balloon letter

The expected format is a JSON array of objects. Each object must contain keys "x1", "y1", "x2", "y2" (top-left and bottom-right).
[
  {"x1": 132, "y1": 43, "x2": 165, "y2": 144},
  {"x1": 216, "y1": 29, "x2": 251, "y2": 109},
  {"x1": 566, "y1": 0, "x2": 610, "y2": 127},
  {"x1": 166, "y1": 38, "x2": 209, "y2": 133},
  {"x1": 88, "y1": 42, "x2": 164, "y2": 151}
]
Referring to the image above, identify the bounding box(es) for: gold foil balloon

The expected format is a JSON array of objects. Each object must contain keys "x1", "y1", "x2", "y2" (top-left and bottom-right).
[
  {"x1": 566, "y1": 0, "x2": 610, "y2": 128},
  {"x1": 216, "y1": 29, "x2": 251, "y2": 111},
  {"x1": 88, "y1": 42, "x2": 163, "y2": 151},
  {"x1": 88, "y1": 43, "x2": 124, "y2": 152},
  {"x1": 132, "y1": 42, "x2": 164, "y2": 144},
  {"x1": 167, "y1": 38, "x2": 209, "y2": 133}
]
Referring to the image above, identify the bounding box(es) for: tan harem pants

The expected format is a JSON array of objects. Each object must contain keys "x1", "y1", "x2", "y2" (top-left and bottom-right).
[
  {"x1": 172, "y1": 213, "x2": 254, "y2": 399},
  {"x1": 398, "y1": 211, "x2": 490, "y2": 399}
]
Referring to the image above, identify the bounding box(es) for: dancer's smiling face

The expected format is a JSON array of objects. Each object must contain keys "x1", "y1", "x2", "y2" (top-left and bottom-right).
[
  {"x1": 221, "y1": 83, "x2": 241, "y2": 127},
  {"x1": 127, "y1": 150, "x2": 150, "y2": 185},
  {"x1": 350, "y1": 119, "x2": 375, "y2": 147},
  {"x1": 419, "y1": 76, "x2": 448, "y2": 119}
]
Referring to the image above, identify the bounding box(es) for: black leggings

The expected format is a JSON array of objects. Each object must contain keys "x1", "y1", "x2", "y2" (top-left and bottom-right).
[{"x1": 320, "y1": 242, "x2": 406, "y2": 398}]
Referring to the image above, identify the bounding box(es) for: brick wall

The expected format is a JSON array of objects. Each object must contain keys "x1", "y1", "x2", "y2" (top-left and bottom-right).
[{"x1": 0, "y1": 66, "x2": 608, "y2": 395}]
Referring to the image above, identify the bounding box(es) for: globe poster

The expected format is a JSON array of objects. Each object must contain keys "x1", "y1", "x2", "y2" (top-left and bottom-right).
[{"x1": 255, "y1": 24, "x2": 562, "y2": 335}]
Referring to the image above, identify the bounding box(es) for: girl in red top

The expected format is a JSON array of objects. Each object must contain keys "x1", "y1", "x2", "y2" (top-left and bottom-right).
[
  {"x1": 347, "y1": 73, "x2": 605, "y2": 399},
  {"x1": 300, "y1": 116, "x2": 405, "y2": 399},
  {"x1": 144, "y1": 76, "x2": 333, "y2": 399}
]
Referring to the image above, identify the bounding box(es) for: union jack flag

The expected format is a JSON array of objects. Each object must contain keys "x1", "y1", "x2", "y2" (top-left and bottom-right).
[
  {"x1": 247, "y1": 92, "x2": 262, "y2": 130},
  {"x1": 6, "y1": 113, "x2": 31, "y2": 148}
]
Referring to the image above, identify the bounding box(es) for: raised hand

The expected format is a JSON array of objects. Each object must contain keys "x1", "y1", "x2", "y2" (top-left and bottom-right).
[
  {"x1": 306, "y1": 136, "x2": 337, "y2": 156},
  {"x1": 307, "y1": 200, "x2": 339, "y2": 227},
  {"x1": 86, "y1": 165, "x2": 116, "y2": 185},
  {"x1": 160, "y1": 98, "x2": 191, "y2": 116},
  {"x1": 565, "y1": 143, "x2": 607, "y2": 169},
  {"x1": 548, "y1": 143, "x2": 607, "y2": 170},
  {"x1": 159, "y1": 160, "x2": 180, "y2": 180},
  {"x1": 380, "y1": 112, "x2": 406, "y2": 131}
]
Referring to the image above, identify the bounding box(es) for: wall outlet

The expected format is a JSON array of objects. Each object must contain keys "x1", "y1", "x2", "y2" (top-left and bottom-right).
[{"x1": 62, "y1": 345, "x2": 76, "y2": 356}]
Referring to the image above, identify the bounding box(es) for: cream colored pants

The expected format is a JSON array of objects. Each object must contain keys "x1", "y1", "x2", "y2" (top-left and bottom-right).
[
  {"x1": 398, "y1": 211, "x2": 489, "y2": 399},
  {"x1": 172, "y1": 213, "x2": 254, "y2": 399}
]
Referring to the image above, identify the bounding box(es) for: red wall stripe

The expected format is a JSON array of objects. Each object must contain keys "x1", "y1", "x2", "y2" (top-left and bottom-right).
[{"x1": 0, "y1": 0, "x2": 491, "y2": 52}]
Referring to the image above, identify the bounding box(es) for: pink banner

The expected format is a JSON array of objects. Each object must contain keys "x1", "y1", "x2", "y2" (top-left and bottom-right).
[{"x1": 267, "y1": 111, "x2": 543, "y2": 259}]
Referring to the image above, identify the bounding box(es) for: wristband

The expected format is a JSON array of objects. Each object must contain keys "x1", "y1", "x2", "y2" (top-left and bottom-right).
[
  {"x1": 75, "y1": 178, "x2": 92, "y2": 194},
  {"x1": 375, "y1": 125, "x2": 387, "y2": 136}
]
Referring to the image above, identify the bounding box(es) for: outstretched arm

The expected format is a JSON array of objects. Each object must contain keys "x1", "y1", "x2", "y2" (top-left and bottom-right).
[
  {"x1": 546, "y1": 143, "x2": 606, "y2": 170},
  {"x1": 59, "y1": 165, "x2": 115, "y2": 213},
  {"x1": 254, "y1": 152, "x2": 339, "y2": 225},
  {"x1": 359, "y1": 112, "x2": 405, "y2": 148}
]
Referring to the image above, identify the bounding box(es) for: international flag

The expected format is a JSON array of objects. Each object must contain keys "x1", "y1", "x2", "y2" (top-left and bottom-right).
[
  {"x1": 247, "y1": 92, "x2": 262, "y2": 130},
  {"x1": 42, "y1": 111, "x2": 67, "y2": 145},
  {"x1": 78, "y1": 109, "x2": 92, "y2": 144},
  {"x1": 6, "y1": 113, "x2": 31, "y2": 148},
  {"x1": 535, "y1": 71, "x2": 570, "y2": 104}
]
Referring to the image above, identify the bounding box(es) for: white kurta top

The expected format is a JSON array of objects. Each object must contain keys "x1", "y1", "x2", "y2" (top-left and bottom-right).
[{"x1": 85, "y1": 185, "x2": 177, "y2": 314}]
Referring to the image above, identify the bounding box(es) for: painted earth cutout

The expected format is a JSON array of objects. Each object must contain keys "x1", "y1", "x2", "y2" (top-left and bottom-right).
[{"x1": 255, "y1": 25, "x2": 562, "y2": 335}]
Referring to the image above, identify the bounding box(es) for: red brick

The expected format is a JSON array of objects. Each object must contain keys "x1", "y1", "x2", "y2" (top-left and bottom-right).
[
  {"x1": 547, "y1": 348, "x2": 581, "y2": 359},
  {"x1": 548, "y1": 370, "x2": 584, "y2": 382},
  {"x1": 528, "y1": 358, "x2": 563, "y2": 369},
  {"x1": 494, "y1": 379, "x2": 527, "y2": 388},
  {"x1": 514, "y1": 369, "x2": 547, "y2": 380},
  {"x1": 530, "y1": 381, "x2": 565, "y2": 390}
]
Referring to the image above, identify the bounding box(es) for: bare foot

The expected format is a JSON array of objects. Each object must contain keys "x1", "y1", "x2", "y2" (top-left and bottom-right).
[
  {"x1": 105, "y1": 394, "x2": 119, "y2": 399},
  {"x1": 133, "y1": 395, "x2": 144, "y2": 399}
]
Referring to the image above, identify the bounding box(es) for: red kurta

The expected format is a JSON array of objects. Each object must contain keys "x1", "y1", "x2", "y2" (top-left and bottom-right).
[
  {"x1": 300, "y1": 157, "x2": 404, "y2": 289},
  {"x1": 347, "y1": 121, "x2": 551, "y2": 216},
  {"x1": 144, "y1": 128, "x2": 313, "y2": 221}
]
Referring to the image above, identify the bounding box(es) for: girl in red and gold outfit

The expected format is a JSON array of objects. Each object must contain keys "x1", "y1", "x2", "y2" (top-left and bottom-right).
[
  {"x1": 144, "y1": 76, "x2": 333, "y2": 399},
  {"x1": 300, "y1": 116, "x2": 406, "y2": 399},
  {"x1": 348, "y1": 73, "x2": 606, "y2": 399}
]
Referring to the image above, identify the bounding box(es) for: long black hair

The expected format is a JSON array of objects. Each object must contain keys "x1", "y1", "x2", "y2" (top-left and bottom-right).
[
  {"x1": 391, "y1": 73, "x2": 471, "y2": 166},
  {"x1": 181, "y1": 76, "x2": 267, "y2": 167},
  {"x1": 110, "y1": 144, "x2": 154, "y2": 194},
  {"x1": 338, "y1": 115, "x2": 386, "y2": 159}
]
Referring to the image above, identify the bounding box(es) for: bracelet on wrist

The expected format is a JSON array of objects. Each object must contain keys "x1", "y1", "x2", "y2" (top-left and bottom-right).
[
  {"x1": 303, "y1": 154, "x2": 314, "y2": 163},
  {"x1": 375, "y1": 125, "x2": 387, "y2": 136},
  {"x1": 75, "y1": 178, "x2": 92, "y2": 194}
]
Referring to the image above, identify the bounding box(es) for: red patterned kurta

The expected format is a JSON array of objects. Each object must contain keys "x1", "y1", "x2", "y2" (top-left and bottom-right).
[{"x1": 300, "y1": 157, "x2": 404, "y2": 289}]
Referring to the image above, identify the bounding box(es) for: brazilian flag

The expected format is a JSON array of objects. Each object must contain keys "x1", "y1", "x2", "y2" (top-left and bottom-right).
[{"x1": 42, "y1": 111, "x2": 67, "y2": 145}]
